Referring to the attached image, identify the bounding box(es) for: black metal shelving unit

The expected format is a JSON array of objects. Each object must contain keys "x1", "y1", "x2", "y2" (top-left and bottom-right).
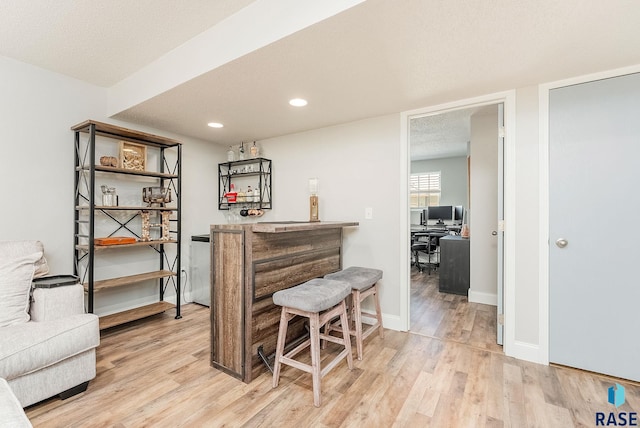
[
  {"x1": 218, "y1": 157, "x2": 272, "y2": 210},
  {"x1": 72, "y1": 120, "x2": 182, "y2": 329}
]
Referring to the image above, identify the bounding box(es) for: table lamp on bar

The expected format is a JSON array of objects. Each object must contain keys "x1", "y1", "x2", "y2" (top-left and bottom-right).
[{"x1": 309, "y1": 178, "x2": 319, "y2": 222}]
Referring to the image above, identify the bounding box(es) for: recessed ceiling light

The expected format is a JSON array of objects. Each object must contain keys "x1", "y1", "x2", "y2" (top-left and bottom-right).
[
  {"x1": 289, "y1": 98, "x2": 308, "y2": 107},
  {"x1": 207, "y1": 122, "x2": 224, "y2": 128}
]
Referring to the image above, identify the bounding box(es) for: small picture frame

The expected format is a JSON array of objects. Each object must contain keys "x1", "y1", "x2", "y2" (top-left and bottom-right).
[{"x1": 119, "y1": 141, "x2": 146, "y2": 171}]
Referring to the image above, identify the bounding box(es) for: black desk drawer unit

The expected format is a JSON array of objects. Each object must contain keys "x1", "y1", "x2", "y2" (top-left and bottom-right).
[{"x1": 438, "y1": 236, "x2": 470, "y2": 295}]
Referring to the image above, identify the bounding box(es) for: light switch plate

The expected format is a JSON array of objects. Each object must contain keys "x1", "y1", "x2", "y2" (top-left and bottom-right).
[{"x1": 365, "y1": 207, "x2": 373, "y2": 219}]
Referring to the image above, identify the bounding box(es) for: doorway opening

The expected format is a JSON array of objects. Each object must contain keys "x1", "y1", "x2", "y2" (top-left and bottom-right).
[{"x1": 406, "y1": 102, "x2": 505, "y2": 350}]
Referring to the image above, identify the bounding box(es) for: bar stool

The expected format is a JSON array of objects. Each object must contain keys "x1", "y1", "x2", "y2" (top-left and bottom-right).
[
  {"x1": 272, "y1": 278, "x2": 353, "y2": 407},
  {"x1": 324, "y1": 266, "x2": 384, "y2": 360}
]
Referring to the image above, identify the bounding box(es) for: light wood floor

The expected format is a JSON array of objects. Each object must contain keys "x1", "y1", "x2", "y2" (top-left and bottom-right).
[
  {"x1": 410, "y1": 268, "x2": 502, "y2": 354},
  {"x1": 26, "y1": 291, "x2": 639, "y2": 427}
]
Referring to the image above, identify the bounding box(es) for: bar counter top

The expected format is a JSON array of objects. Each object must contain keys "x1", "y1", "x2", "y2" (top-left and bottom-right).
[{"x1": 251, "y1": 221, "x2": 359, "y2": 233}]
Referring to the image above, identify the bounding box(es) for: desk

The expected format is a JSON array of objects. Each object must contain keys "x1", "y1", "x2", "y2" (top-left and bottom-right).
[
  {"x1": 439, "y1": 236, "x2": 470, "y2": 295},
  {"x1": 412, "y1": 225, "x2": 461, "y2": 235}
]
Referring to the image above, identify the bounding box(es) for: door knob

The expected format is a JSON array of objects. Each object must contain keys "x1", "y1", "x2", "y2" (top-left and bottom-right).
[
  {"x1": 555, "y1": 238, "x2": 568, "y2": 248},
  {"x1": 491, "y1": 231, "x2": 498, "y2": 236}
]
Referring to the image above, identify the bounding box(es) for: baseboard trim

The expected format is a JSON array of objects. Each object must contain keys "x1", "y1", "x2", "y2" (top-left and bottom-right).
[
  {"x1": 507, "y1": 340, "x2": 546, "y2": 364},
  {"x1": 468, "y1": 290, "x2": 497, "y2": 306},
  {"x1": 361, "y1": 309, "x2": 404, "y2": 332}
]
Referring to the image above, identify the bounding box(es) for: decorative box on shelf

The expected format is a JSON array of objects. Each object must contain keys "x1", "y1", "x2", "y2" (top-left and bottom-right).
[{"x1": 94, "y1": 237, "x2": 138, "y2": 246}]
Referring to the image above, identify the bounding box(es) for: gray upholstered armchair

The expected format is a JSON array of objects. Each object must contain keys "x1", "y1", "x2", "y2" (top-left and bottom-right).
[{"x1": 0, "y1": 241, "x2": 100, "y2": 408}]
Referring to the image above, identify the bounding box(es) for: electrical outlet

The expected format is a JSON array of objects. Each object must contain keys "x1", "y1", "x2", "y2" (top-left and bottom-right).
[{"x1": 365, "y1": 207, "x2": 373, "y2": 219}]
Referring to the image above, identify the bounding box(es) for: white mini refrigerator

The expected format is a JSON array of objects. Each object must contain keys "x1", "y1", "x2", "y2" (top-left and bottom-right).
[{"x1": 190, "y1": 234, "x2": 210, "y2": 306}]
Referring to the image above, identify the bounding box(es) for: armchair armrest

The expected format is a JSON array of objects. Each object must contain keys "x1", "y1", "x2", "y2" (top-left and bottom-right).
[{"x1": 30, "y1": 283, "x2": 86, "y2": 322}]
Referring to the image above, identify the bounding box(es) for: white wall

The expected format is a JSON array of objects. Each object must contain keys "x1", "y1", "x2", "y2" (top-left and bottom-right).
[
  {"x1": 0, "y1": 55, "x2": 226, "y2": 314},
  {"x1": 468, "y1": 106, "x2": 499, "y2": 304},
  {"x1": 0, "y1": 56, "x2": 105, "y2": 271},
  {"x1": 257, "y1": 114, "x2": 403, "y2": 328}
]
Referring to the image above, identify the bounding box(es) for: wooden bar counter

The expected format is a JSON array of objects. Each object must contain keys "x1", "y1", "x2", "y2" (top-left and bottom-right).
[{"x1": 210, "y1": 221, "x2": 358, "y2": 382}]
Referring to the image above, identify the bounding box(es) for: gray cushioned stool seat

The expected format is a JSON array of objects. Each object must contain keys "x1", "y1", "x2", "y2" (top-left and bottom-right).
[
  {"x1": 272, "y1": 278, "x2": 351, "y2": 313},
  {"x1": 324, "y1": 266, "x2": 383, "y2": 291}
]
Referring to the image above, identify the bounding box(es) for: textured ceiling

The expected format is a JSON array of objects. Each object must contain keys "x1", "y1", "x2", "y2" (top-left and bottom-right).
[
  {"x1": 2, "y1": 0, "x2": 640, "y2": 147},
  {"x1": 0, "y1": 0, "x2": 256, "y2": 86},
  {"x1": 111, "y1": 0, "x2": 640, "y2": 146},
  {"x1": 410, "y1": 108, "x2": 476, "y2": 161}
]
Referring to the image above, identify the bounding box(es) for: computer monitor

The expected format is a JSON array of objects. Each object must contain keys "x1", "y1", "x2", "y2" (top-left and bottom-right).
[
  {"x1": 427, "y1": 205, "x2": 453, "y2": 222},
  {"x1": 454, "y1": 205, "x2": 464, "y2": 223}
]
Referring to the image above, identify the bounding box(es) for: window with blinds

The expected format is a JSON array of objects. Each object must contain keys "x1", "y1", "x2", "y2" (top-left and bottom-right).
[{"x1": 410, "y1": 171, "x2": 441, "y2": 208}]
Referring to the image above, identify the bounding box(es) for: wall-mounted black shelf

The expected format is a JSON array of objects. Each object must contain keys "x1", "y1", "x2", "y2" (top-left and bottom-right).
[{"x1": 218, "y1": 157, "x2": 272, "y2": 210}]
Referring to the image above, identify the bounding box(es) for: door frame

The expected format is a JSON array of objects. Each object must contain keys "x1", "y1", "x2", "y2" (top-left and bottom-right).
[
  {"x1": 400, "y1": 90, "x2": 516, "y2": 355},
  {"x1": 538, "y1": 63, "x2": 640, "y2": 365}
]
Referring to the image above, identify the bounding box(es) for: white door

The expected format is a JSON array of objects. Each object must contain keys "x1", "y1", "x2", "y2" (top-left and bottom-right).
[
  {"x1": 469, "y1": 105, "x2": 500, "y2": 335},
  {"x1": 549, "y1": 72, "x2": 640, "y2": 381}
]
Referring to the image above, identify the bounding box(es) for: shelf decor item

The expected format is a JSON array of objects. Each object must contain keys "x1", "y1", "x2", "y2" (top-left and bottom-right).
[
  {"x1": 119, "y1": 141, "x2": 146, "y2": 171},
  {"x1": 100, "y1": 185, "x2": 118, "y2": 206},
  {"x1": 238, "y1": 142, "x2": 245, "y2": 160},
  {"x1": 309, "y1": 177, "x2": 319, "y2": 222},
  {"x1": 142, "y1": 186, "x2": 172, "y2": 206},
  {"x1": 140, "y1": 210, "x2": 173, "y2": 241},
  {"x1": 99, "y1": 156, "x2": 118, "y2": 167},
  {"x1": 94, "y1": 237, "x2": 137, "y2": 246}
]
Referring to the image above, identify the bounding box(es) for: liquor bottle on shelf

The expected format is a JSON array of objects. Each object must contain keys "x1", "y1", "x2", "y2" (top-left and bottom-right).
[
  {"x1": 227, "y1": 146, "x2": 234, "y2": 162},
  {"x1": 246, "y1": 186, "x2": 253, "y2": 203},
  {"x1": 253, "y1": 185, "x2": 260, "y2": 203},
  {"x1": 239, "y1": 142, "x2": 245, "y2": 160},
  {"x1": 250, "y1": 141, "x2": 259, "y2": 158}
]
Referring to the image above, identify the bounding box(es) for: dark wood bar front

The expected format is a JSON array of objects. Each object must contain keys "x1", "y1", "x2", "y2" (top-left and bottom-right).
[{"x1": 210, "y1": 221, "x2": 358, "y2": 382}]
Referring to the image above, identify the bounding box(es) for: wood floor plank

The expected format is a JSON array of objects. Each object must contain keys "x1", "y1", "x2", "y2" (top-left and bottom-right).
[
  {"x1": 520, "y1": 364, "x2": 552, "y2": 428},
  {"x1": 411, "y1": 268, "x2": 501, "y2": 353},
  {"x1": 318, "y1": 369, "x2": 381, "y2": 427},
  {"x1": 392, "y1": 370, "x2": 433, "y2": 426},
  {"x1": 457, "y1": 349, "x2": 491, "y2": 427},
  {"x1": 485, "y1": 353, "x2": 506, "y2": 421},
  {"x1": 23, "y1": 300, "x2": 640, "y2": 427}
]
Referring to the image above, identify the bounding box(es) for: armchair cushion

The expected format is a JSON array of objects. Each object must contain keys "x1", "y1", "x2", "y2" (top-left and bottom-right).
[
  {"x1": 0, "y1": 241, "x2": 44, "y2": 328},
  {"x1": 30, "y1": 284, "x2": 86, "y2": 322}
]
